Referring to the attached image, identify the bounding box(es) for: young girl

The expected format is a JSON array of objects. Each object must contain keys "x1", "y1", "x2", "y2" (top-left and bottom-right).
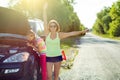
[
  {"x1": 43, "y1": 3, "x2": 89, "y2": 80},
  {"x1": 26, "y1": 30, "x2": 47, "y2": 80}
]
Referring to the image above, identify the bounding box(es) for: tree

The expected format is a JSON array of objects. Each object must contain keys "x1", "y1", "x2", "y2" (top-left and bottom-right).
[
  {"x1": 109, "y1": 17, "x2": 120, "y2": 37},
  {"x1": 8, "y1": 0, "x2": 81, "y2": 32},
  {"x1": 109, "y1": 0, "x2": 120, "y2": 37},
  {"x1": 93, "y1": 7, "x2": 111, "y2": 34}
]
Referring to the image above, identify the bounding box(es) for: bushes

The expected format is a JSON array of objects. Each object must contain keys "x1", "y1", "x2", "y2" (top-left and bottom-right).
[
  {"x1": 109, "y1": 18, "x2": 120, "y2": 37},
  {"x1": 92, "y1": 1, "x2": 120, "y2": 37}
]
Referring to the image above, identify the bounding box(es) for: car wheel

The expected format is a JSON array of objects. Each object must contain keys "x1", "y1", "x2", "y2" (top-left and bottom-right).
[
  {"x1": 29, "y1": 60, "x2": 40, "y2": 80},
  {"x1": 32, "y1": 63, "x2": 38, "y2": 80},
  {"x1": 20, "y1": 59, "x2": 40, "y2": 80}
]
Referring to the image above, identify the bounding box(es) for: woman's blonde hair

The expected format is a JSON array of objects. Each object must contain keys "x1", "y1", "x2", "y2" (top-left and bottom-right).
[{"x1": 48, "y1": 19, "x2": 60, "y2": 32}]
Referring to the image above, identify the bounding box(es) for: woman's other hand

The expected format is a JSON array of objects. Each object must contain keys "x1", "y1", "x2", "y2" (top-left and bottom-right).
[
  {"x1": 81, "y1": 29, "x2": 89, "y2": 35},
  {"x1": 84, "y1": 28, "x2": 89, "y2": 32}
]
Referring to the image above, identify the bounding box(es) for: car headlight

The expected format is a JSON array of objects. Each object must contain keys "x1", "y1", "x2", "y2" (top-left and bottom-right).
[{"x1": 3, "y1": 52, "x2": 30, "y2": 63}]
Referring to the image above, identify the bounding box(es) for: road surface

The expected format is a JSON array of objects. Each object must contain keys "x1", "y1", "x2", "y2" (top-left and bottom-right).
[{"x1": 60, "y1": 33, "x2": 120, "y2": 80}]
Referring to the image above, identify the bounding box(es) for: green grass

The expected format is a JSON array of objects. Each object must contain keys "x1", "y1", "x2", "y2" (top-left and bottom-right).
[
  {"x1": 60, "y1": 37, "x2": 80, "y2": 69},
  {"x1": 60, "y1": 36, "x2": 79, "y2": 49},
  {"x1": 93, "y1": 32, "x2": 120, "y2": 40}
]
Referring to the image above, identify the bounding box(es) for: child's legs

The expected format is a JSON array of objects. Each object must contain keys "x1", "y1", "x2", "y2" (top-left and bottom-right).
[
  {"x1": 47, "y1": 62, "x2": 54, "y2": 80},
  {"x1": 54, "y1": 62, "x2": 61, "y2": 80},
  {"x1": 40, "y1": 54, "x2": 47, "y2": 80}
]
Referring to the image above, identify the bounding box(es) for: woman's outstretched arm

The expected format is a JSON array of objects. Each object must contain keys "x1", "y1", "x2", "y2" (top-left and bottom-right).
[{"x1": 59, "y1": 29, "x2": 89, "y2": 39}]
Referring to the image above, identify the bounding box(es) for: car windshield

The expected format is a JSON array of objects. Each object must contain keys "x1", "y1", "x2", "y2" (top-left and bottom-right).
[{"x1": 28, "y1": 19, "x2": 44, "y2": 35}]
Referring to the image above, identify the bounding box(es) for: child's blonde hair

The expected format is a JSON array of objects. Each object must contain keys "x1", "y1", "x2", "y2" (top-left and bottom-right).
[
  {"x1": 26, "y1": 30, "x2": 35, "y2": 35},
  {"x1": 26, "y1": 30, "x2": 36, "y2": 40}
]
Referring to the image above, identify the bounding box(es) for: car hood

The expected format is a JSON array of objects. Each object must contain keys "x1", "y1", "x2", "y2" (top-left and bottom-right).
[
  {"x1": 0, "y1": 33, "x2": 27, "y2": 47},
  {"x1": 0, "y1": 7, "x2": 31, "y2": 35}
]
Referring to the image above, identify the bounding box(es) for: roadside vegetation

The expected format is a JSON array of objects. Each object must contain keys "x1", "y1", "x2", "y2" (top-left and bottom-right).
[
  {"x1": 92, "y1": 0, "x2": 120, "y2": 39},
  {"x1": 60, "y1": 36, "x2": 81, "y2": 69},
  {"x1": 60, "y1": 32, "x2": 86, "y2": 69},
  {"x1": 92, "y1": 31, "x2": 120, "y2": 40},
  {"x1": 8, "y1": 0, "x2": 85, "y2": 32}
]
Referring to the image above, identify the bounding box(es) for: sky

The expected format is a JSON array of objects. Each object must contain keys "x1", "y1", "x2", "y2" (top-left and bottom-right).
[
  {"x1": 0, "y1": 0, "x2": 9, "y2": 7},
  {"x1": 73, "y1": 0, "x2": 118, "y2": 29},
  {"x1": 0, "y1": 0, "x2": 118, "y2": 29}
]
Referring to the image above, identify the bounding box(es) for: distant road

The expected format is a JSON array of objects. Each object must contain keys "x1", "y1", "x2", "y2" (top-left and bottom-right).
[{"x1": 60, "y1": 32, "x2": 120, "y2": 80}]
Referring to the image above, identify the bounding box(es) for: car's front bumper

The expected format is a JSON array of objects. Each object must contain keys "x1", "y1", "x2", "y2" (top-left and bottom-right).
[{"x1": 0, "y1": 62, "x2": 26, "y2": 80}]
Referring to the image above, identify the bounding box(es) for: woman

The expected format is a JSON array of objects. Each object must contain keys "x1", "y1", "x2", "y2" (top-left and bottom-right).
[
  {"x1": 43, "y1": 3, "x2": 88, "y2": 80},
  {"x1": 26, "y1": 30, "x2": 47, "y2": 80}
]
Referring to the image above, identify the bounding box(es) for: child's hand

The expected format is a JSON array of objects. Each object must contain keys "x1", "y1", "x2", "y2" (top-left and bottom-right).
[
  {"x1": 27, "y1": 43, "x2": 33, "y2": 47},
  {"x1": 27, "y1": 42, "x2": 39, "y2": 51}
]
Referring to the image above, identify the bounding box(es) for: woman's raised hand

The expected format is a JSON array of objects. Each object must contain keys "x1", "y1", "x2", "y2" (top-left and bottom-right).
[{"x1": 43, "y1": 2, "x2": 48, "y2": 10}]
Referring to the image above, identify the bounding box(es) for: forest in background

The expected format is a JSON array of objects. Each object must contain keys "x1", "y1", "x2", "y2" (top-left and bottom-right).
[
  {"x1": 8, "y1": 0, "x2": 86, "y2": 32},
  {"x1": 93, "y1": 0, "x2": 120, "y2": 37}
]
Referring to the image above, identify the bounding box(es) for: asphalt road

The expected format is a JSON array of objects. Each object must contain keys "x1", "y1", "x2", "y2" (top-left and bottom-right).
[{"x1": 60, "y1": 33, "x2": 120, "y2": 80}]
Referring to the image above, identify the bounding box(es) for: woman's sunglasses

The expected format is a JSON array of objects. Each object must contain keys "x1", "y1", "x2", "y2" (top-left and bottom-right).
[{"x1": 49, "y1": 25, "x2": 57, "y2": 28}]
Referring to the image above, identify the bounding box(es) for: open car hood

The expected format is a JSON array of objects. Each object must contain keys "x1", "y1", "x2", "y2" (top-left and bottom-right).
[
  {"x1": 0, "y1": 7, "x2": 31, "y2": 35},
  {"x1": 0, "y1": 33, "x2": 27, "y2": 47},
  {"x1": 0, "y1": 33, "x2": 26, "y2": 39}
]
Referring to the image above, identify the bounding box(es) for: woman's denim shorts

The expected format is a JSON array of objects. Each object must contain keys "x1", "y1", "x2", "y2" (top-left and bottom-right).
[{"x1": 46, "y1": 55, "x2": 63, "y2": 62}]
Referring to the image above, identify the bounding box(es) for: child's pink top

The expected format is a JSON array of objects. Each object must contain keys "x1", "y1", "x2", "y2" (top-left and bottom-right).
[{"x1": 36, "y1": 38, "x2": 46, "y2": 53}]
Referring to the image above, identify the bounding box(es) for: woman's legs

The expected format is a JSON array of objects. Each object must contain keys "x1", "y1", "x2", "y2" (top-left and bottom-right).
[
  {"x1": 47, "y1": 62, "x2": 53, "y2": 80},
  {"x1": 54, "y1": 62, "x2": 61, "y2": 80}
]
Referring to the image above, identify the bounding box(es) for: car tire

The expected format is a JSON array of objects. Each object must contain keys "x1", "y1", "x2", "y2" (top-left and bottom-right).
[
  {"x1": 28, "y1": 60, "x2": 40, "y2": 80},
  {"x1": 19, "y1": 58, "x2": 41, "y2": 80}
]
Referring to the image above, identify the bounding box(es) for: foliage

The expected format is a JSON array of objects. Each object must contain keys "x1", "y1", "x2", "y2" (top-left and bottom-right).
[
  {"x1": 93, "y1": 7, "x2": 111, "y2": 34},
  {"x1": 9, "y1": 0, "x2": 81, "y2": 32},
  {"x1": 109, "y1": 1, "x2": 120, "y2": 20},
  {"x1": 109, "y1": 17, "x2": 120, "y2": 37},
  {"x1": 102, "y1": 14, "x2": 112, "y2": 33},
  {"x1": 93, "y1": 0, "x2": 120, "y2": 37},
  {"x1": 93, "y1": 19, "x2": 104, "y2": 34}
]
